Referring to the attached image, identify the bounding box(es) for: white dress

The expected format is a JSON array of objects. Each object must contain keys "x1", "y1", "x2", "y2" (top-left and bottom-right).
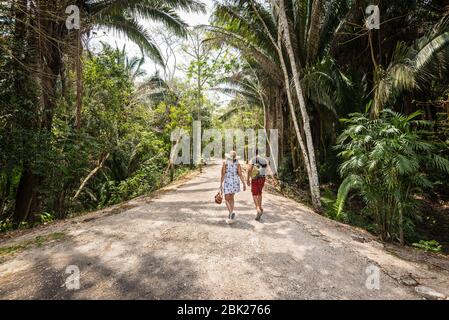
[{"x1": 223, "y1": 159, "x2": 241, "y2": 195}]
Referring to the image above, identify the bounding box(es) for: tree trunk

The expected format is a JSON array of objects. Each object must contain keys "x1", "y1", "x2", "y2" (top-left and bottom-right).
[
  {"x1": 306, "y1": 0, "x2": 324, "y2": 64},
  {"x1": 53, "y1": 190, "x2": 66, "y2": 218},
  {"x1": 170, "y1": 164, "x2": 174, "y2": 182},
  {"x1": 252, "y1": 0, "x2": 319, "y2": 207},
  {"x1": 12, "y1": 0, "x2": 38, "y2": 222},
  {"x1": 14, "y1": 0, "x2": 64, "y2": 221},
  {"x1": 399, "y1": 208, "x2": 404, "y2": 246},
  {"x1": 277, "y1": 0, "x2": 322, "y2": 209},
  {"x1": 369, "y1": 30, "x2": 382, "y2": 118},
  {"x1": 72, "y1": 153, "x2": 110, "y2": 201},
  {"x1": 276, "y1": 89, "x2": 286, "y2": 165},
  {"x1": 14, "y1": 166, "x2": 36, "y2": 222},
  {"x1": 75, "y1": 29, "x2": 83, "y2": 130}
]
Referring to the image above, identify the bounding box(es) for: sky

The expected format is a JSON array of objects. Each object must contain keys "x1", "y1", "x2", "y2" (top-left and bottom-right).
[{"x1": 88, "y1": 0, "x2": 216, "y2": 81}]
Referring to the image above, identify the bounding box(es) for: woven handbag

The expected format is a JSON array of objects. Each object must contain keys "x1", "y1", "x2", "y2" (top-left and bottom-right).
[{"x1": 215, "y1": 188, "x2": 223, "y2": 204}]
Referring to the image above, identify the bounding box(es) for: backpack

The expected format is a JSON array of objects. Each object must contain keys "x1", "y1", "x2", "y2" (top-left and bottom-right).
[{"x1": 251, "y1": 157, "x2": 267, "y2": 179}]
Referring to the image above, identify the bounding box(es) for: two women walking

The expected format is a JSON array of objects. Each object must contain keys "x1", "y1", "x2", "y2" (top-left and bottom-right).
[{"x1": 219, "y1": 150, "x2": 269, "y2": 224}]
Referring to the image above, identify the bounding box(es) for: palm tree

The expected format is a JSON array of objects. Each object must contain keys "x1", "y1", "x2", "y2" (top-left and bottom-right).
[
  {"x1": 374, "y1": 16, "x2": 449, "y2": 116},
  {"x1": 11, "y1": 0, "x2": 205, "y2": 221},
  {"x1": 211, "y1": 0, "x2": 353, "y2": 209},
  {"x1": 113, "y1": 43, "x2": 147, "y2": 81},
  {"x1": 129, "y1": 72, "x2": 177, "y2": 108},
  {"x1": 75, "y1": 0, "x2": 206, "y2": 127},
  {"x1": 275, "y1": 0, "x2": 322, "y2": 208},
  {"x1": 86, "y1": 0, "x2": 206, "y2": 64}
]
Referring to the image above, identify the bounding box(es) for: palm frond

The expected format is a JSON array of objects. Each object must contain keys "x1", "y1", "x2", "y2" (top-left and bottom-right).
[
  {"x1": 335, "y1": 174, "x2": 362, "y2": 218},
  {"x1": 97, "y1": 14, "x2": 164, "y2": 65}
]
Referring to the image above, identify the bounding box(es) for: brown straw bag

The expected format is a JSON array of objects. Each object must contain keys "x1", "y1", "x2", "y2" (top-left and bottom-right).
[{"x1": 215, "y1": 188, "x2": 223, "y2": 204}]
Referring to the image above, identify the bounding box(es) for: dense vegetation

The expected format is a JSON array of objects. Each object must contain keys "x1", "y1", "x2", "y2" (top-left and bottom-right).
[
  {"x1": 209, "y1": 0, "x2": 449, "y2": 250},
  {"x1": 0, "y1": 0, "x2": 206, "y2": 228},
  {"x1": 1, "y1": 0, "x2": 449, "y2": 252}
]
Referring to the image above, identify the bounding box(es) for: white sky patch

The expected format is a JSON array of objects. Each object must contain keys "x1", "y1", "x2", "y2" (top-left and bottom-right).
[{"x1": 88, "y1": 0, "x2": 214, "y2": 80}]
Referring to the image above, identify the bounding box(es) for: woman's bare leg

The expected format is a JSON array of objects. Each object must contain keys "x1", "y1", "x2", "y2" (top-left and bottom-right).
[{"x1": 225, "y1": 194, "x2": 233, "y2": 214}]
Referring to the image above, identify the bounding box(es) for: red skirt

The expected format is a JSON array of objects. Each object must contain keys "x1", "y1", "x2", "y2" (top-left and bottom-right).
[{"x1": 251, "y1": 177, "x2": 266, "y2": 196}]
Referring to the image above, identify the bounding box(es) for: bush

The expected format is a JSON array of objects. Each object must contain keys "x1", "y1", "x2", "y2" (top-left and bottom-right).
[
  {"x1": 335, "y1": 109, "x2": 449, "y2": 244},
  {"x1": 0, "y1": 218, "x2": 13, "y2": 233},
  {"x1": 413, "y1": 240, "x2": 443, "y2": 253},
  {"x1": 38, "y1": 212, "x2": 55, "y2": 224}
]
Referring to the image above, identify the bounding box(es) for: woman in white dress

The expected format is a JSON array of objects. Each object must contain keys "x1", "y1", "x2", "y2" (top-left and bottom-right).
[{"x1": 220, "y1": 151, "x2": 246, "y2": 224}]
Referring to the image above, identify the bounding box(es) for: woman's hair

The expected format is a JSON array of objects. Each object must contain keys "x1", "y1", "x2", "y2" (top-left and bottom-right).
[{"x1": 229, "y1": 150, "x2": 237, "y2": 163}]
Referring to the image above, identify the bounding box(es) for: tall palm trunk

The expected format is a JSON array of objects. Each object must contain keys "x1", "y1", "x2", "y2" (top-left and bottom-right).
[
  {"x1": 14, "y1": 0, "x2": 64, "y2": 221},
  {"x1": 14, "y1": 167, "x2": 37, "y2": 221},
  {"x1": 276, "y1": 30, "x2": 312, "y2": 179},
  {"x1": 251, "y1": 0, "x2": 320, "y2": 208},
  {"x1": 306, "y1": 0, "x2": 324, "y2": 64},
  {"x1": 12, "y1": 0, "x2": 38, "y2": 222},
  {"x1": 368, "y1": 29, "x2": 382, "y2": 118},
  {"x1": 38, "y1": 1, "x2": 64, "y2": 133},
  {"x1": 75, "y1": 29, "x2": 83, "y2": 130},
  {"x1": 277, "y1": 0, "x2": 321, "y2": 209}
]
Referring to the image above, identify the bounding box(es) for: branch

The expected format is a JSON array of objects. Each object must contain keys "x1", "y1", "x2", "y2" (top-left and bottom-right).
[{"x1": 72, "y1": 153, "x2": 110, "y2": 201}]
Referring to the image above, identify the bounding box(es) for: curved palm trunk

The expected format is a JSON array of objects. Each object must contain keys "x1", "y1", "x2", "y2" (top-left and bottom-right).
[
  {"x1": 277, "y1": 0, "x2": 322, "y2": 209},
  {"x1": 251, "y1": 0, "x2": 319, "y2": 208},
  {"x1": 276, "y1": 31, "x2": 312, "y2": 178}
]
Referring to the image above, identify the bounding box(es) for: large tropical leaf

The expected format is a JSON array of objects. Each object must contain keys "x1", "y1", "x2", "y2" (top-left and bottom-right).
[{"x1": 97, "y1": 14, "x2": 164, "y2": 65}]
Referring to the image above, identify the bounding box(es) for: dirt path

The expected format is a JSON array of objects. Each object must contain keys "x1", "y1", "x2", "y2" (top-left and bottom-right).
[{"x1": 1, "y1": 163, "x2": 449, "y2": 299}]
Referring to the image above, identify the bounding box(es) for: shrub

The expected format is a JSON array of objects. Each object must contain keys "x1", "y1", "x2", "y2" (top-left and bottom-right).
[
  {"x1": 0, "y1": 218, "x2": 13, "y2": 233},
  {"x1": 413, "y1": 240, "x2": 443, "y2": 253},
  {"x1": 335, "y1": 109, "x2": 449, "y2": 244}
]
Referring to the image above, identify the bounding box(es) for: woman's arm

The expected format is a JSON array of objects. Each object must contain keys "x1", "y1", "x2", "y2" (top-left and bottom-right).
[
  {"x1": 220, "y1": 162, "x2": 226, "y2": 189},
  {"x1": 238, "y1": 164, "x2": 247, "y2": 191}
]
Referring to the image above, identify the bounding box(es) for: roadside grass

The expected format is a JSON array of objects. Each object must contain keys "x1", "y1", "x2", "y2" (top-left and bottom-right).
[{"x1": 0, "y1": 232, "x2": 66, "y2": 257}]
